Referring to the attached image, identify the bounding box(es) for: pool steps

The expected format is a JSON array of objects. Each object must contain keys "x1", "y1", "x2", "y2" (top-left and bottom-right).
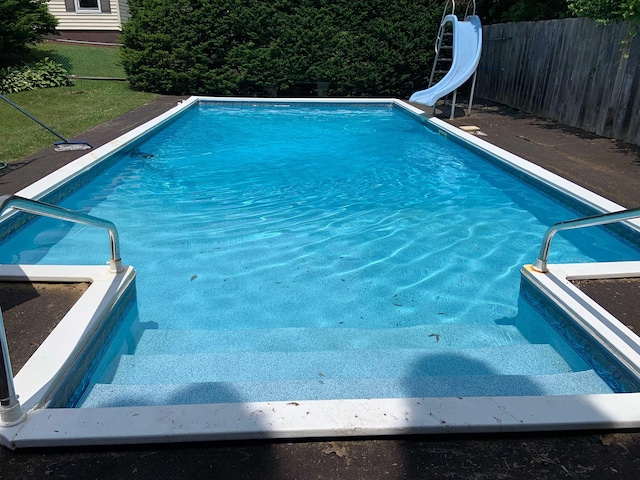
[
  {"x1": 75, "y1": 323, "x2": 613, "y2": 408},
  {"x1": 132, "y1": 324, "x2": 531, "y2": 354},
  {"x1": 78, "y1": 371, "x2": 613, "y2": 408},
  {"x1": 103, "y1": 345, "x2": 588, "y2": 384}
]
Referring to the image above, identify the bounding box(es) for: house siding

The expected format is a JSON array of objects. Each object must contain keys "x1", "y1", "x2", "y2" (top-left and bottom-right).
[
  {"x1": 118, "y1": 0, "x2": 130, "y2": 24},
  {"x1": 48, "y1": 0, "x2": 126, "y2": 31}
]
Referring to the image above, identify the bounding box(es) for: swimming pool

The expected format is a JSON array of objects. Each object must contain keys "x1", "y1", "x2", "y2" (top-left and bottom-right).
[{"x1": 2, "y1": 97, "x2": 640, "y2": 447}]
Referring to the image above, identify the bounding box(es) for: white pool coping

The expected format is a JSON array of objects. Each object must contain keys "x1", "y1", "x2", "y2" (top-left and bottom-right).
[
  {"x1": 2, "y1": 265, "x2": 136, "y2": 410},
  {"x1": 1, "y1": 97, "x2": 640, "y2": 448}
]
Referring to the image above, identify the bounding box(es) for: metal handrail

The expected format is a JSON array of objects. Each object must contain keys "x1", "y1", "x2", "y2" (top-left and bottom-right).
[
  {"x1": 0, "y1": 195, "x2": 124, "y2": 424},
  {"x1": 0, "y1": 307, "x2": 23, "y2": 425},
  {"x1": 433, "y1": 0, "x2": 455, "y2": 55},
  {"x1": 533, "y1": 207, "x2": 640, "y2": 273},
  {"x1": 465, "y1": 0, "x2": 477, "y2": 17},
  {"x1": 0, "y1": 195, "x2": 123, "y2": 273},
  {"x1": 432, "y1": 1, "x2": 477, "y2": 54}
]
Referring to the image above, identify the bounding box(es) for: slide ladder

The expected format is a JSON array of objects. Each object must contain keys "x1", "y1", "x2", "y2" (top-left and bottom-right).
[{"x1": 409, "y1": 0, "x2": 482, "y2": 118}]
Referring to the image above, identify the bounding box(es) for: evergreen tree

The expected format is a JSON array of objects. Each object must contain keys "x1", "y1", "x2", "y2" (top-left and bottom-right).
[
  {"x1": 0, "y1": 0, "x2": 58, "y2": 65},
  {"x1": 121, "y1": 0, "x2": 441, "y2": 97}
]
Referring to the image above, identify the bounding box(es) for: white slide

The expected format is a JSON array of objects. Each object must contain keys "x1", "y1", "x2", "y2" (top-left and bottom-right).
[{"x1": 409, "y1": 15, "x2": 482, "y2": 107}]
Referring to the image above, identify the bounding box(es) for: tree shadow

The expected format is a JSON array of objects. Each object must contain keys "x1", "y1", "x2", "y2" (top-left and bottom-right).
[{"x1": 27, "y1": 46, "x2": 74, "y2": 75}]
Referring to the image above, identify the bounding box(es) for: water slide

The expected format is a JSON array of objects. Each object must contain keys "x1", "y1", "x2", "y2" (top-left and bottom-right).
[{"x1": 409, "y1": 15, "x2": 482, "y2": 107}]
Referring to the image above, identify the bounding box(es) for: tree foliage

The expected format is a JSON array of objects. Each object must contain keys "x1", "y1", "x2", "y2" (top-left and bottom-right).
[
  {"x1": 567, "y1": 0, "x2": 640, "y2": 24},
  {"x1": 0, "y1": 0, "x2": 58, "y2": 66},
  {"x1": 121, "y1": 0, "x2": 441, "y2": 96},
  {"x1": 476, "y1": 0, "x2": 640, "y2": 24},
  {"x1": 475, "y1": 1, "x2": 570, "y2": 24}
]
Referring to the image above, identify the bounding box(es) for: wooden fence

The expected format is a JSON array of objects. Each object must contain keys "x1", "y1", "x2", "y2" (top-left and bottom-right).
[{"x1": 475, "y1": 18, "x2": 640, "y2": 146}]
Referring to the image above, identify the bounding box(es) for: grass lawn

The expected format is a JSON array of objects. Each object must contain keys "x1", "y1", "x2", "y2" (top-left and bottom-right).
[
  {"x1": 0, "y1": 81, "x2": 157, "y2": 163},
  {"x1": 31, "y1": 41, "x2": 127, "y2": 78}
]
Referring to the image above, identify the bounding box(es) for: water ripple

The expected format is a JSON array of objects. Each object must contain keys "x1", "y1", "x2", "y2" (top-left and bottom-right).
[{"x1": 1, "y1": 105, "x2": 638, "y2": 331}]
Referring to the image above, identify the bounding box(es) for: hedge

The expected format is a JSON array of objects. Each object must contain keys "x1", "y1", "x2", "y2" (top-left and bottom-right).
[{"x1": 121, "y1": 0, "x2": 442, "y2": 97}]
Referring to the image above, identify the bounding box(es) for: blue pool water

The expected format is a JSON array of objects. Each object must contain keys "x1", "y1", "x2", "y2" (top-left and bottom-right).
[{"x1": 2, "y1": 102, "x2": 639, "y2": 407}]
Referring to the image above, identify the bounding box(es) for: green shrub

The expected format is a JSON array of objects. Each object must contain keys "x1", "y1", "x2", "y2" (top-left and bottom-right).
[
  {"x1": 0, "y1": 58, "x2": 70, "y2": 94},
  {"x1": 121, "y1": 0, "x2": 441, "y2": 97}
]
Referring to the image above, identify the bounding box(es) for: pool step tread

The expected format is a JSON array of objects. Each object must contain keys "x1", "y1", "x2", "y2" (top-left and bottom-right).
[
  {"x1": 104, "y1": 344, "x2": 589, "y2": 385},
  {"x1": 133, "y1": 324, "x2": 530, "y2": 355},
  {"x1": 76, "y1": 369, "x2": 614, "y2": 408}
]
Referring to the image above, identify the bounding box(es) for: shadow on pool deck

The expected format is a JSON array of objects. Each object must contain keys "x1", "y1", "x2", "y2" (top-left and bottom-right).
[{"x1": 1, "y1": 96, "x2": 640, "y2": 479}]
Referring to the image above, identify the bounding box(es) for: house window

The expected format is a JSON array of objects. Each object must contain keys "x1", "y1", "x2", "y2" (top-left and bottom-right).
[
  {"x1": 76, "y1": 0, "x2": 101, "y2": 12},
  {"x1": 65, "y1": 0, "x2": 111, "y2": 13}
]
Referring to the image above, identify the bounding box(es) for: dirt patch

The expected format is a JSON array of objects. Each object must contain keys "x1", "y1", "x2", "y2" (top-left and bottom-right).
[{"x1": 0, "y1": 282, "x2": 89, "y2": 372}]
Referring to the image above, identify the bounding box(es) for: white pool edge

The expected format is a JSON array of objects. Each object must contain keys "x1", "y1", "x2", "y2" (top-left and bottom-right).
[
  {"x1": 0, "y1": 264, "x2": 136, "y2": 446},
  {"x1": 2, "y1": 97, "x2": 640, "y2": 448},
  {"x1": 6, "y1": 392, "x2": 640, "y2": 448}
]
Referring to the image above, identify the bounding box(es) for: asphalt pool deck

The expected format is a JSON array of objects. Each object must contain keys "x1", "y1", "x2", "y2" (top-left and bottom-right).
[{"x1": 0, "y1": 97, "x2": 639, "y2": 479}]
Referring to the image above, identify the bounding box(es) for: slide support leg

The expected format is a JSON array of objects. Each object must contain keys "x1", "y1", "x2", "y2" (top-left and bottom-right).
[
  {"x1": 450, "y1": 89, "x2": 458, "y2": 120},
  {"x1": 467, "y1": 71, "x2": 478, "y2": 116}
]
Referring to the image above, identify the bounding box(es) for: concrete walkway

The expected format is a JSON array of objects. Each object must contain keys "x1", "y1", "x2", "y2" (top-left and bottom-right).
[{"x1": 1, "y1": 97, "x2": 640, "y2": 479}]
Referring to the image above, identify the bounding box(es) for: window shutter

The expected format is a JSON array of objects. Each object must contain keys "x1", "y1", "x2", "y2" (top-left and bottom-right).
[
  {"x1": 100, "y1": 0, "x2": 111, "y2": 13},
  {"x1": 64, "y1": 0, "x2": 75, "y2": 12}
]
